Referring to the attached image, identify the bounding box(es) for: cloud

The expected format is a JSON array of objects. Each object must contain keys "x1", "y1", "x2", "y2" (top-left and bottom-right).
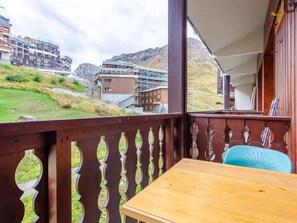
[{"x1": 1, "y1": 0, "x2": 198, "y2": 70}]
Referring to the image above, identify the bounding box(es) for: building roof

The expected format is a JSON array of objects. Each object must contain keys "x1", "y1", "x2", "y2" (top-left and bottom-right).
[
  {"x1": 103, "y1": 60, "x2": 135, "y2": 67},
  {"x1": 100, "y1": 74, "x2": 138, "y2": 79},
  {"x1": 0, "y1": 15, "x2": 11, "y2": 27},
  {"x1": 103, "y1": 61, "x2": 167, "y2": 74},
  {"x1": 135, "y1": 65, "x2": 167, "y2": 74},
  {"x1": 141, "y1": 86, "x2": 168, "y2": 93}
]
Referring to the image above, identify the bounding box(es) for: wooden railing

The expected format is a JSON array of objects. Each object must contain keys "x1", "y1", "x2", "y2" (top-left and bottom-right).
[
  {"x1": 0, "y1": 113, "x2": 182, "y2": 223},
  {"x1": 193, "y1": 110, "x2": 263, "y2": 115},
  {"x1": 187, "y1": 113, "x2": 291, "y2": 163}
]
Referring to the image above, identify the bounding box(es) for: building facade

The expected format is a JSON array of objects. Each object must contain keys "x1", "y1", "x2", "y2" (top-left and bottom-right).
[
  {"x1": 135, "y1": 65, "x2": 167, "y2": 107},
  {"x1": 10, "y1": 35, "x2": 72, "y2": 74},
  {"x1": 0, "y1": 15, "x2": 12, "y2": 64},
  {"x1": 141, "y1": 86, "x2": 168, "y2": 112},
  {"x1": 95, "y1": 60, "x2": 167, "y2": 110},
  {"x1": 96, "y1": 61, "x2": 138, "y2": 106}
]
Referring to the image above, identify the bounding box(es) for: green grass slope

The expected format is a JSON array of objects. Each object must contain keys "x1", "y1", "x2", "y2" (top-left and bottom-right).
[
  {"x1": 0, "y1": 64, "x2": 132, "y2": 122},
  {"x1": 0, "y1": 88, "x2": 97, "y2": 122},
  {"x1": 187, "y1": 60, "x2": 223, "y2": 111}
]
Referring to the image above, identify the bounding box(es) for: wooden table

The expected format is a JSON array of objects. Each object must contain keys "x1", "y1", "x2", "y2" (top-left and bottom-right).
[{"x1": 122, "y1": 159, "x2": 297, "y2": 223}]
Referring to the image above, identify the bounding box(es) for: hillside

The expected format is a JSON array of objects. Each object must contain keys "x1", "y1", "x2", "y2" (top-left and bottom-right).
[
  {"x1": 0, "y1": 64, "x2": 132, "y2": 122},
  {"x1": 110, "y1": 37, "x2": 223, "y2": 111}
]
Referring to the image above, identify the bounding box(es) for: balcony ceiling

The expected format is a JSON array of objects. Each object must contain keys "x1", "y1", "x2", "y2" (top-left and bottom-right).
[{"x1": 188, "y1": 0, "x2": 270, "y2": 86}]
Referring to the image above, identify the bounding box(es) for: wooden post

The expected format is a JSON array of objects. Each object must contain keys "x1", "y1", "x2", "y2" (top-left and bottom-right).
[
  {"x1": 223, "y1": 75, "x2": 231, "y2": 110},
  {"x1": 165, "y1": 118, "x2": 175, "y2": 170},
  {"x1": 168, "y1": 0, "x2": 187, "y2": 158},
  {"x1": 48, "y1": 130, "x2": 72, "y2": 223}
]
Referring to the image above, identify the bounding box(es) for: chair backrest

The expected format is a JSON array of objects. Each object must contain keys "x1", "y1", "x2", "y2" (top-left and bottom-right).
[{"x1": 223, "y1": 145, "x2": 293, "y2": 173}]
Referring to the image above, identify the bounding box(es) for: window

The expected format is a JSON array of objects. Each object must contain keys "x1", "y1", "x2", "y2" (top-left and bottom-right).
[
  {"x1": 104, "y1": 78, "x2": 112, "y2": 82},
  {"x1": 104, "y1": 87, "x2": 112, "y2": 91},
  {"x1": 2, "y1": 36, "x2": 8, "y2": 43}
]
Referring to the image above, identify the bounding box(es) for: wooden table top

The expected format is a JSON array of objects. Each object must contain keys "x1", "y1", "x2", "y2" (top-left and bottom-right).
[{"x1": 122, "y1": 159, "x2": 297, "y2": 223}]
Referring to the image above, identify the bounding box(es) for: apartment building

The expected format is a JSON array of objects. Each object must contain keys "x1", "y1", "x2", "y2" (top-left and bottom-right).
[
  {"x1": 10, "y1": 35, "x2": 72, "y2": 74},
  {"x1": 135, "y1": 65, "x2": 167, "y2": 107},
  {"x1": 141, "y1": 86, "x2": 168, "y2": 112},
  {"x1": 96, "y1": 60, "x2": 138, "y2": 106},
  {"x1": 0, "y1": 15, "x2": 12, "y2": 64},
  {"x1": 96, "y1": 60, "x2": 167, "y2": 110}
]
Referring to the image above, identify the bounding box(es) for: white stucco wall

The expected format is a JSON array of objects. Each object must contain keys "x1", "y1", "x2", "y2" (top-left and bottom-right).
[{"x1": 234, "y1": 83, "x2": 254, "y2": 110}]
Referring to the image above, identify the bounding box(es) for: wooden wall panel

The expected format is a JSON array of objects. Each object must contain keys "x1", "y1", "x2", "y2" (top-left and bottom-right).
[
  {"x1": 257, "y1": 66, "x2": 263, "y2": 111},
  {"x1": 274, "y1": 11, "x2": 297, "y2": 171},
  {"x1": 263, "y1": 29, "x2": 275, "y2": 115}
]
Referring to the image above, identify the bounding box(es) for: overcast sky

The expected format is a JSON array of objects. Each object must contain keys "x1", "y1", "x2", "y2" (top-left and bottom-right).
[{"x1": 1, "y1": 0, "x2": 198, "y2": 70}]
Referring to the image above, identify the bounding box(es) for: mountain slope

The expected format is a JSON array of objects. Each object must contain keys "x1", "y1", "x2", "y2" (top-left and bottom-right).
[
  {"x1": 74, "y1": 63, "x2": 100, "y2": 80},
  {"x1": 110, "y1": 38, "x2": 210, "y2": 70},
  {"x1": 110, "y1": 37, "x2": 222, "y2": 111}
]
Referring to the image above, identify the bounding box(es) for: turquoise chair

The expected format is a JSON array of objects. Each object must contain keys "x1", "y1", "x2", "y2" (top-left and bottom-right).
[{"x1": 223, "y1": 145, "x2": 293, "y2": 173}]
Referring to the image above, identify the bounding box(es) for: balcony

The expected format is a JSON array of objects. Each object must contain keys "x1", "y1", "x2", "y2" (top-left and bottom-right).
[
  {"x1": 0, "y1": 111, "x2": 291, "y2": 222},
  {"x1": 1, "y1": 0, "x2": 296, "y2": 222}
]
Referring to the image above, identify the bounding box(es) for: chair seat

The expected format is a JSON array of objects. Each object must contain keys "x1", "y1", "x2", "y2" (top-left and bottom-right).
[{"x1": 223, "y1": 145, "x2": 293, "y2": 173}]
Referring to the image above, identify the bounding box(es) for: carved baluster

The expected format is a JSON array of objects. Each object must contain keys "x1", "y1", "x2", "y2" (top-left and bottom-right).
[
  {"x1": 241, "y1": 126, "x2": 251, "y2": 145},
  {"x1": 266, "y1": 121, "x2": 289, "y2": 154},
  {"x1": 209, "y1": 118, "x2": 227, "y2": 162},
  {"x1": 0, "y1": 151, "x2": 25, "y2": 222},
  {"x1": 194, "y1": 118, "x2": 208, "y2": 161},
  {"x1": 139, "y1": 128, "x2": 150, "y2": 189},
  {"x1": 190, "y1": 122, "x2": 199, "y2": 159},
  {"x1": 159, "y1": 126, "x2": 165, "y2": 174},
  {"x1": 104, "y1": 134, "x2": 122, "y2": 222},
  {"x1": 245, "y1": 120, "x2": 265, "y2": 147},
  {"x1": 173, "y1": 119, "x2": 182, "y2": 162},
  {"x1": 205, "y1": 124, "x2": 215, "y2": 161},
  {"x1": 151, "y1": 126, "x2": 160, "y2": 181},
  {"x1": 33, "y1": 147, "x2": 49, "y2": 223},
  {"x1": 124, "y1": 131, "x2": 138, "y2": 223},
  {"x1": 148, "y1": 128, "x2": 154, "y2": 183},
  {"x1": 227, "y1": 119, "x2": 245, "y2": 147},
  {"x1": 76, "y1": 138, "x2": 101, "y2": 222},
  {"x1": 164, "y1": 119, "x2": 174, "y2": 170},
  {"x1": 222, "y1": 125, "x2": 232, "y2": 160}
]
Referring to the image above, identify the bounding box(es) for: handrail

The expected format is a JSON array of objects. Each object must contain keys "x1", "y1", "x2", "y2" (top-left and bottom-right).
[
  {"x1": 188, "y1": 112, "x2": 290, "y2": 121},
  {"x1": 0, "y1": 113, "x2": 182, "y2": 137}
]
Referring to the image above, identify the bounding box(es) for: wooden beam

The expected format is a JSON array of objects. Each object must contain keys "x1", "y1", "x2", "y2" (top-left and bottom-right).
[
  {"x1": 168, "y1": 0, "x2": 187, "y2": 114},
  {"x1": 260, "y1": 0, "x2": 281, "y2": 71},
  {"x1": 224, "y1": 76, "x2": 231, "y2": 109},
  {"x1": 168, "y1": 0, "x2": 187, "y2": 158}
]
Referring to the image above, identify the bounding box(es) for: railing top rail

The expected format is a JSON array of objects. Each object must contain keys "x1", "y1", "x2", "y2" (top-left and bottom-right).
[
  {"x1": 0, "y1": 113, "x2": 182, "y2": 137},
  {"x1": 190, "y1": 110, "x2": 263, "y2": 115},
  {"x1": 188, "y1": 112, "x2": 291, "y2": 122}
]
